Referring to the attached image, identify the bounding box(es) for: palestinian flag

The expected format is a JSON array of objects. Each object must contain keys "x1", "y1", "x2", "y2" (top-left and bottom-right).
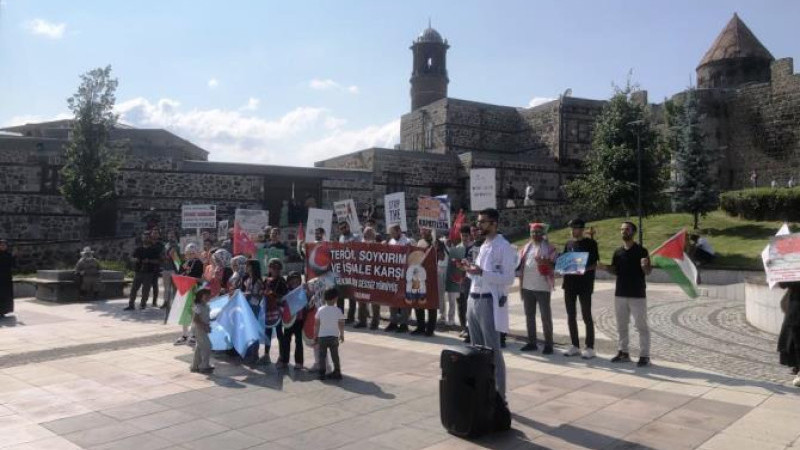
[
  {"x1": 168, "y1": 275, "x2": 198, "y2": 326},
  {"x1": 167, "y1": 246, "x2": 182, "y2": 272},
  {"x1": 651, "y1": 229, "x2": 699, "y2": 298}
]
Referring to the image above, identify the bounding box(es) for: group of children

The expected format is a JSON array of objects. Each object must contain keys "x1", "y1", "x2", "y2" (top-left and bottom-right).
[{"x1": 174, "y1": 239, "x2": 345, "y2": 379}]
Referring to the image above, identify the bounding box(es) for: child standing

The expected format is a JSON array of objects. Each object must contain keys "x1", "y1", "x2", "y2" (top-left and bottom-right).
[
  {"x1": 190, "y1": 284, "x2": 214, "y2": 374},
  {"x1": 315, "y1": 288, "x2": 345, "y2": 380},
  {"x1": 279, "y1": 272, "x2": 305, "y2": 370},
  {"x1": 263, "y1": 258, "x2": 287, "y2": 366}
]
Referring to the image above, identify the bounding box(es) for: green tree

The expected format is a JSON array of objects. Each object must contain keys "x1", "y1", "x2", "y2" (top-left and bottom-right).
[
  {"x1": 60, "y1": 65, "x2": 121, "y2": 215},
  {"x1": 672, "y1": 88, "x2": 719, "y2": 229},
  {"x1": 566, "y1": 84, "x2": 669, "y2": 217}
]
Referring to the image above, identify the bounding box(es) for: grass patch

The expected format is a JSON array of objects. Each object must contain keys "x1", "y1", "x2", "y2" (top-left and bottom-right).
[{"x1": 513, "y1": 210, "x2": 793, "y2": 270}]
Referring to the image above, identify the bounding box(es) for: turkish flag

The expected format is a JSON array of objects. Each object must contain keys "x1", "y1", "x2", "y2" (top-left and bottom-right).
[
  {"x1": 449, "y1": 209, "x2": 466, "y2": 243},
  {"x1": 233, "y1": 221, "x2": 257, "y2": 257}
]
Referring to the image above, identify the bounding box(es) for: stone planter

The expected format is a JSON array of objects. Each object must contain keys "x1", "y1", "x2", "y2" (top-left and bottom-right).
[
  {"x1": 32, "y1": 270, "x2": 128, "y2": 303},
  {"x1": 744, "y1": 275, "x2": 784, "y2": 334}
]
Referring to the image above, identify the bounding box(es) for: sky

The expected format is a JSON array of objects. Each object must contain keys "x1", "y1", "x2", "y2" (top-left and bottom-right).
[{"x1": 1, "y1": 1, "x2": 797, "y2": 167}]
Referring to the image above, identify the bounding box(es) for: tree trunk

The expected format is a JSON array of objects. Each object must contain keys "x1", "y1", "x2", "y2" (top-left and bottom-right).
[{"x1": 693, "y1": 211, "x2": 699, "y2": 230}]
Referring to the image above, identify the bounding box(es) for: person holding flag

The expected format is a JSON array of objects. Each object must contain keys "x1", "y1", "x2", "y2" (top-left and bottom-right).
[
  {"x1": 602, "y1": 221, "x2": 652, "y2": 367},
  {"x1": 189, "y1": 283, "x2": 214, "y2": 374},
  {"x1": 161, "y1": 230, "x2": 181, "y2": 310}
]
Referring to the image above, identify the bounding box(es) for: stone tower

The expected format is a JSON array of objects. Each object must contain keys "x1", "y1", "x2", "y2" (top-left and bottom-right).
[
  {"x1": 410, "y1": 23, "x2": 449, "y2": 111},
  {"x1": 696, "y1": 13, "x2": 774, "y2": 89}
]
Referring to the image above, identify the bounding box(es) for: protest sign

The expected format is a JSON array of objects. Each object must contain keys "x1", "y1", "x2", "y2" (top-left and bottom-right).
[
  {"x1": 417, "y1": 195, "x2": 451, "y2": 234},
  {"x1": 181, "y1": 204, "x2": 217, "y2": 229},
  {"x1": 384, "y1": 192, "x2": 408, "y2": 232},
  {"x1": 217, "y1": 220, "x2": 229, "y2": 241},
  {"x1": 234, "y1": 209, "x2": 269, "y2": 256},
  {"x1": 306, "y1": 241, "x2": 439, "y2": 309},
  {"x1": 305, "y1": 208, "x2": 333, "y2": 243},
  {"x1": 333, "y1": 199, "x2": 362, "y2": 235},
  {"x1": 762, "y1": 224, "x2": 791, "y2": 288},
  {"x1": 555, "y1": 252, "x2": 589, "y2": 275},
  {"x1": 764, "y1": 232, "x2": 800, "y2": 284},
  {"x1": 470, "y1": 168, "x2": 496, "y2": 211}
]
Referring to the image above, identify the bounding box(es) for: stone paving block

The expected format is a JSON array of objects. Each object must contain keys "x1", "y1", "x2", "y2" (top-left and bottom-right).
[
  {"x1": 124, "y1": 409, "x2": 198, "y2": 432},
  {"x1": 658, "y1": 398, "x2": 752, "y2": 432},
  {"x1": 622, "y1": 421, "x2": 717, "y2": 450},
  {"x1": 100, "y1": 400, "x2": 169, "y2": 420},
  {"x1": 86, "y1": 432, "x2": 175, "y2": 450},
  {"x1": 4, "y1": 435, "x2": 83, "y2": 450},
  {"x1": 698, "y1": 432, "x2": 787, "y2": 450},
  {"x1": 62, "y1": 422, "x2": 144, "y2": 448},
  {"x1": 700, "y1": 387, "x2": 768, "y2": 406},
  {"x1": 273, "y1": 425, "x2": 359, "y2": 449},
  {"x1": 152, "y1": 418, "x2": 229, "y2": 444},
  {"x1": 325, "y1": 415, "x2": 399, "y2": 440},
  {"x1": 1, "y1": 423, "x2": 56, "y2": 447},
  {"x1": 205, "y1": 404, "x2": 281, "y2": 429},
  {"x1": 181, "y1": 429, "x2": 263, "y2": 450},
  {"x1": 721, "y1": 407, "x2": 800, "y2": 446},
  {"x1": 600, "y1": 398, "x2": 675, "y2": 422},
  {"x1": 153, "y1": 390, "x2": 215, "y2": 409},
  {"x1": 515, "y1": 399, "x2": 600, "y2": 428},
  {"x1": 41, "y1": 411, "x2": 119, "y2": 435},
  {"x1": 365, "y1": 425, "x2": 450, "y2": 450}
]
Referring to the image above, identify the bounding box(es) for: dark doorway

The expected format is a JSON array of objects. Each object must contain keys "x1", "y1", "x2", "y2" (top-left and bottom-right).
[{"x1": 262, "y1": 176, "x2": 321, "y2": 227}]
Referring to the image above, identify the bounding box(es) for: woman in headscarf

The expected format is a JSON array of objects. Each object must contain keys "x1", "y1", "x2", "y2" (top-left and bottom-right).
[
  {"x1": 778, "y1": 282, "x2": 800, "y2": 387},
  {"x1": 228, "y1": 255, "x2": 247, "y2": 292},
  {"x1": 175, "y1": 243, "x2": 203, "y2": 346},
  {"x1": 0, "y1": 239, "x2": 15, "y2": 318},
  {"x1": 203, "y1": 249, "x2": 231, "y2": 297}
]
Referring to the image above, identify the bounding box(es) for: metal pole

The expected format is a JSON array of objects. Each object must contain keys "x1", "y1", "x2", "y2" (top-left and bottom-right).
[{"x1": 637, "y1": 131, "x2": 643, "y2": 245}]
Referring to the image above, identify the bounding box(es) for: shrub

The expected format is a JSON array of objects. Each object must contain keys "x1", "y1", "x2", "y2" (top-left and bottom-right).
[{"x1": 720, "y1": 187, "x2": 800, "y2": 221}]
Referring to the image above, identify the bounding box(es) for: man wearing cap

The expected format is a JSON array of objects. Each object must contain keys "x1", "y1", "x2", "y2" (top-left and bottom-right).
[
  {"x1": 75, "y1": 247, "x2": 101, "y2": 301},
  {"x1": 517, "y1": 223, "x2": 557, "y2": 353},
  {"x1": 462, "y1": 208, "x2": 515, "y2": 400},
  {"x1": 561, "y1": 219, "x2": 600, "y2": 359}
]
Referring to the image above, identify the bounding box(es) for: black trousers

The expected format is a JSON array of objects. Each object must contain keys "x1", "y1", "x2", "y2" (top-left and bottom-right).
[
  {"x1": 279, "y1": 319, "x2": 304, "y2": 365},
  {"x1": 337, "y1": 298, "x2": 357, "y2": 321},
  {"x1": 414, "y1": 308, "x2": 437, "y2": 333},
  {"x1": 456, "y1": 292, "x2": 468, "y2": 329},
  {"x1": 564, "y1": 289, "x2": 595, "y2": 349},
  {"x1": 128, "y1": 272, "x2": 152, "y2": 308},
  {"x1": 150, "y1": 272, "x2": 160, "y2": 305}
]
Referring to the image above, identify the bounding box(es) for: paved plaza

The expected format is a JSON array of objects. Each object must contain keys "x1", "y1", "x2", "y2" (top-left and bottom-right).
[{"x1": 1, "y1": 281, "x2": 799, "y2": 449}]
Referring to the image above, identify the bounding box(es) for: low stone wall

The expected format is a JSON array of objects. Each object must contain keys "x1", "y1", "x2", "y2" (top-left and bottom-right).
[
  {"x1": 745, "y1": 277, "x2": 785, "y2": 335},
  {"x1": 12, "y1": 237, "x2": 136, "y2": 273}
]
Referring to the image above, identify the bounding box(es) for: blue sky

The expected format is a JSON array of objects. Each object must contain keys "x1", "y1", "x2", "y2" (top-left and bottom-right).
[{"x1": 1, "y1": 1, "x2": 797, "y2": 166}]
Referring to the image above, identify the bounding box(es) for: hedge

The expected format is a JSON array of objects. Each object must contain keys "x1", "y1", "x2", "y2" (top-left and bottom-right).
[{"x1": 720, "y1": 187, "x2": 800, "y2": 221}]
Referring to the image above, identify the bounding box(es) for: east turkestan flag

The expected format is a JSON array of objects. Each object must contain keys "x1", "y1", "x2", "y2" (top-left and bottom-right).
[
  {"x1": 168, "y1": 275, "x2": 199, "y2": 326},
  {"x1": 651, "y1": 229, "x2": 699, "y2": 298}
]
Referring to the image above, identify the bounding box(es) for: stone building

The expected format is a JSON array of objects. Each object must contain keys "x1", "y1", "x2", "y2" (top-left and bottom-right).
[{"x1": 2, "y1": 14, "x2": 798, "y2": 269}]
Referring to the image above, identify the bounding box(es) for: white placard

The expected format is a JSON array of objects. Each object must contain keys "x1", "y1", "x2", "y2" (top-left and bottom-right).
[
  {"x1": 181, "y1": 204, "x2": 217, "y2": 229},
  {"x1": 305, "y1": 208, "x2": 333, "y2": 243},
  {"x1": 384, "y1": 192, "x2": 407, "y2": 232},
  {"x1": 234, "y1": 209, "x2": 270, "y2": 236},
  {"x1": 333, "y1": 199, "x2": 362, "y2": 235},
  {"x1": 217, "y1": 220, "x2": 229, "y2": 241},
  {"x1": 470, "y1": 168, "x2": 496, "y2": 211}
]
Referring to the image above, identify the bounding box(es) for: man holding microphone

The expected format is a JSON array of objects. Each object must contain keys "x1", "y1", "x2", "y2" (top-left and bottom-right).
[{"x1": 601, "y1": 221, "x2": 653, "y2": 367}]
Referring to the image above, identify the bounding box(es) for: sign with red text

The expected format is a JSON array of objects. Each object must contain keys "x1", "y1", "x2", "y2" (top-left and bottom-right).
[
  {"x1": 765, "y1": 233, "x2": 800, "y2": 283},
  {"x1": 181, "y1": 204, "x2": 217, "y2": 229},
  {"x1": 305, "y1": 241, "x2": 439, "y2": 309}
]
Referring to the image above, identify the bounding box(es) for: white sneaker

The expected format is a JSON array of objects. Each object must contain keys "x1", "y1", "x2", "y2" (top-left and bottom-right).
[
  {"x1": 793, "y1": 375, "x2": 800, "y2": 387},
  {"x1": 581, "y1": 348, "x2": 596, "y2": 359},
  {"x1": 562, "y1": 346, "x2": 581, "y2": 357}
]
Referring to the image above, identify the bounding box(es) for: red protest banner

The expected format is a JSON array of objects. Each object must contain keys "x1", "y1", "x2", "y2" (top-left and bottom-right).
[{"x1": 306, "y1": 241, "x2": 440, "y2": 309}]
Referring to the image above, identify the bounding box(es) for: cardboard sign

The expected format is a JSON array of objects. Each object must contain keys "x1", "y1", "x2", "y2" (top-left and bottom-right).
[
  {"x1": 417, "y1": 195, "x2": 451, "y2": 233},
  {"x1": 384, "y1": 192, "x2": 408, "y2": 232},
  {"x1": 470, "y1": 168, "x2": 496, "y2": 211},
  {"x1": 217, "y1": 220, "x2": 229, "y2": 241},
  {"x1": 234, "y1": 209, "x2": 269, "y2": 256},
  {"x1": 765, "y1": 232, "x2": 800, "y2": 283},
  {"x1": 305, "y1": 208, "x2": 333, "y2": 243},
  {"x1": 182, "y1": 204, "x2": 217, "y2": 229},
  {"x1": 333, "y1": 199, "x2": 362, "y2": 235},
  {"x1": 305, "y1": 241, "x2": 439, "y2": 309}
]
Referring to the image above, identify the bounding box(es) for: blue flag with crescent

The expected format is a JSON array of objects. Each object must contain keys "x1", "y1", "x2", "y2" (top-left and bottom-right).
[{"x1": 212, "y1": 291, "x2": 263, "y2": 357}]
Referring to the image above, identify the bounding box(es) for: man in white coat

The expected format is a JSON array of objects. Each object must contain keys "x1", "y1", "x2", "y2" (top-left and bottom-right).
[{"x1": 462, "y1": 208, "x2": 515, "y2": 400}]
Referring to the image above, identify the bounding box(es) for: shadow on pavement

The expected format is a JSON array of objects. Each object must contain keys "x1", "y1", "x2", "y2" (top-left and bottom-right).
[
  {"x1": 83, "y1": 299, "x2": 169, "y2": 323},
  {"x1": 510, "y1": 413, "x2": 652, "y2": 450}
]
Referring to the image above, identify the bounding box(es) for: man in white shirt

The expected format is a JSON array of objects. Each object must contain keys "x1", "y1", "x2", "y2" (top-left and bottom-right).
[
  {"x1": 516, "y1": 223, "x2": 556, "y2": 354},
  {"x1": 385, "y1": 224, "x2": 413, "y2": 333},
  {"x1": 462, "y1": 208, "x2": 515, "y2": 400},
  {"x1": 337, "y1": 221, "x2": 361, "y2": 323}
]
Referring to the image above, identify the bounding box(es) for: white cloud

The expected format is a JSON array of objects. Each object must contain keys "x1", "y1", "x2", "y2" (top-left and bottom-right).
[
  {"x1": 240, "y1": 97, "x2": 260, "y2": 111},
  {"x1": 207, "y1": 78, "x2": 219, "y2": 88},
  {"x1": 115, "y1": 97, "x2": 399, "y2": 167},
  {"x1": 309, "y1": 78, "x2": 359, "y2": 94},
  {"x1": 24, "y1": 18, "x2": 66, "y2": 39},
  {"x1": 528, "y1": 96, "x2": 556, "y2": 108},
  {"x1": 3, "y1": 113, "x2": 71, "y2": 126}
]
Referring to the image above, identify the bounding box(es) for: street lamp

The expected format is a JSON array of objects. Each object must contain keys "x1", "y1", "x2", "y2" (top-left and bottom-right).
[{"x1": 627, "y1": 120, "x2": 645, "y2": 245}]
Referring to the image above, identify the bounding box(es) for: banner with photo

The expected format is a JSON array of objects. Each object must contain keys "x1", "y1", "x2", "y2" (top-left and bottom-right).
[
  {"x1": 234, "y1": 209, "x2": 269, "y2": 256},
  {"x1": 384, "y1": 192, "x2": 407, "y2": 232},
  {"x1": 555, "y1": 252, "x2": 589, "y2": 275},
  {"x1": 305, "y1": 241, "x2": 439, "y2": 309},
  {"x1": 764, "y1": 233, "x2": 800, "y2": 284},
  {"x1": 470, "y1": 168, "x2": 496, "y2": 211},
  {"x1": 305, "y1": 208, "x2": 333, "y2": 243},
  {"x1": 333, "y1": 199, "x2": 362, "y2": 235},
  {"x1": 417, "y1": 195, "x2": 451, "y2": 234}
]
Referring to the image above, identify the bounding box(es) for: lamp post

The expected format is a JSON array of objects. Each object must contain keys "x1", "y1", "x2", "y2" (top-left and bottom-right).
[{"x1": 627, "y1": 120, "x2": 645, "y2": 245}]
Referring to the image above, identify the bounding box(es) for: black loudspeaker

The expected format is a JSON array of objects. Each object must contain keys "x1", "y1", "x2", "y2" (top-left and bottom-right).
[{"x1": 439, "y1": 345, "x2": 498, "y2": 438}]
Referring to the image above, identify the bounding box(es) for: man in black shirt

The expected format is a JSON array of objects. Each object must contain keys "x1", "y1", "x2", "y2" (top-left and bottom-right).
[
  {"x1": 125, "y1": 232, "x2": 159, "y2": 311},
  {"x1": 604, "y1": 221, "x2": 652, "y2": 367},
  {"x1": 561, "y1": 218, "x2": 599, "y2": 359}
]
